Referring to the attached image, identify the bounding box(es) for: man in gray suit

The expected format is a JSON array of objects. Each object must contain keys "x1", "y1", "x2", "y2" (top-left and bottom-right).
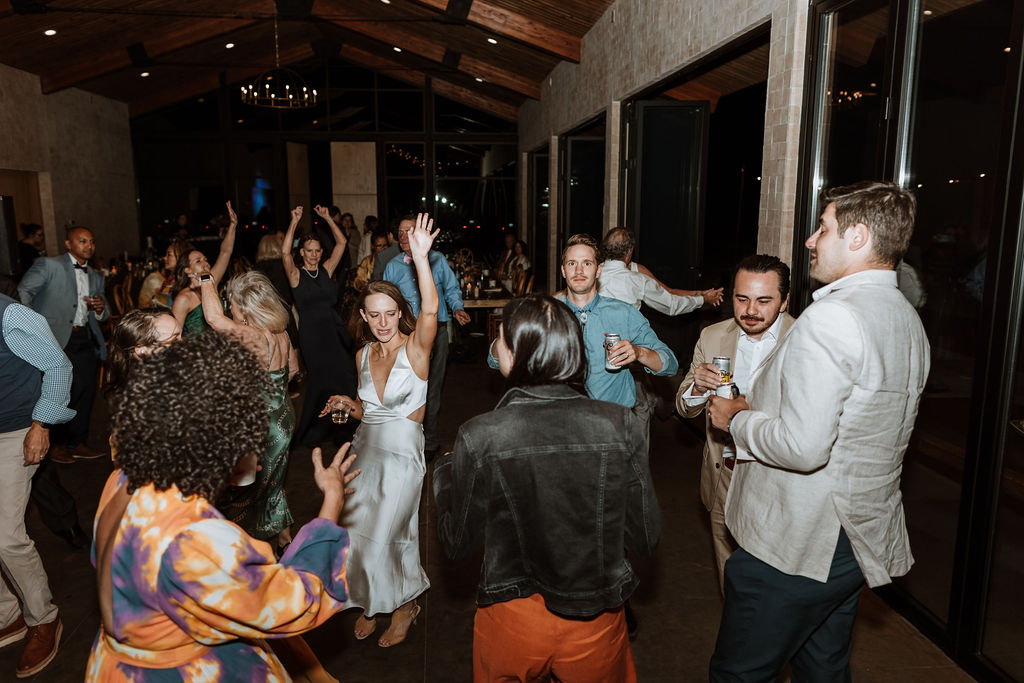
[
  {"x1": 18, "y1": 226, "x2": 109, "y2": 462},
  {"x1": 707, "y1": 182, "x2": 929, "y2": 681}
]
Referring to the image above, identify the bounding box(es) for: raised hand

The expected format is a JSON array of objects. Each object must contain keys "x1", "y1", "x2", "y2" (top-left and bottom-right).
[
  {"x1": 312, "y1": 444, "x2": 360, "y2": 515},
  {"x1": 407, "y1": 213, "x2": 439, "y2": 261},
  {"x1": 313, "y1": 205, "x2": 332, "y2": 221},
  {"x1": 290, "y1": 206, "x2": 304, "y2": 224},
  {"x1": 226, "y1": 200, "x2": 238, "y2": 225}
]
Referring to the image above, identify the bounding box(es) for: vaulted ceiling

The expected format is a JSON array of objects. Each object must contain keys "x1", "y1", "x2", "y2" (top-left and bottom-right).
[{"x1": 0, "y1": 0, "x2": 615, "y2": 120}]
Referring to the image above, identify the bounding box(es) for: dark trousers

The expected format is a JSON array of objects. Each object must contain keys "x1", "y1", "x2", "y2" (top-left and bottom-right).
[
  {"x1": 424, "y1": 329, "x2": 449, "y2": 452},
  {"x1": 55, "y1": 328, "x2": 99, "y2": 447},
  {"x1": 709, "y1": 529, "x2": 864, "y2": 683},
  {"x1": 29, "y1": 457, "x2": 80, "y2": 534}
]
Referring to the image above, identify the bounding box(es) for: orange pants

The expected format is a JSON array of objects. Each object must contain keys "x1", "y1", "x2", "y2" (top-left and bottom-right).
[{"x1": 473, "y1": 594, "x2": 636, "y2": 682}]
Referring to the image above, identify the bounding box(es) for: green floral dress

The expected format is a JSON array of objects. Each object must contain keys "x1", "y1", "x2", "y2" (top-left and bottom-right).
[
  {"x1": 182, "y1": 303, "x2": 208, "y2": 336},
  {"x1": 216, "y1": 345, "x2": 295, "y2": 540}
]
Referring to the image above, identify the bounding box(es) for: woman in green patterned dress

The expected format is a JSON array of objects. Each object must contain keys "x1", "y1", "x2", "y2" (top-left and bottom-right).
[
  {"x1": 199, "y1": 269, "x2": 299, "y2": 552},
  {"x1": 172, "y1": 201, "x2": 238, "y2": 335}
]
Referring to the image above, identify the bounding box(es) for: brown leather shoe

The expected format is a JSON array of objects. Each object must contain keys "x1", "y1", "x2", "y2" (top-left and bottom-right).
[
  {"x1": 16, "y1": 616, "x2": 61, "y2": 678},
  {"x1": 48, "y1": 445, "x2": 75, "y2": 464},
  {"x1": 69, "y1": 443, "x2": 107, "y2": 460},
  {"x1": 0, "y1": 615, "x2": 26, "y2": 649}
]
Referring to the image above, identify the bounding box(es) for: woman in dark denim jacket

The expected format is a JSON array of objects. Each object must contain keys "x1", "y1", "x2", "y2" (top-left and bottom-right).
[{"x1": 433, "y1": 293, "x2": 660, "y2": 682}]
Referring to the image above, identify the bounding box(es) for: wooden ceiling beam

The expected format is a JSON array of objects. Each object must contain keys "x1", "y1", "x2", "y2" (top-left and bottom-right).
[
  {"x1": 430, "y1": 78, "x2": 517, "y2": 120},
  {"x1": 341, "y1": 45, "x2": 516, "y2": 120},
  {"x1": 130, "y1": 43, "x2": 314, "y2": 117},
  {"x1": 459, "y1": 54, "x2": 539, "y2": 99},
  {"x1": 319, "y1": 0, "x2": 539, "y2": 98},
  {"x1": 663, "y1": 82, "x2": 720, "y2": 113},
  {"x1": 409, "y1": 0, "x2": 580, "y2": 63},
  {"x1": 41, "y1": 12, "x2": 270, "y2": 94}
]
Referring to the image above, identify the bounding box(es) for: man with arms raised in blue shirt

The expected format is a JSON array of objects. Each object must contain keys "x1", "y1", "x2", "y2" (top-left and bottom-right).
[{"x1": 0, "y1": 293, "x2": 75, "y2": 678}]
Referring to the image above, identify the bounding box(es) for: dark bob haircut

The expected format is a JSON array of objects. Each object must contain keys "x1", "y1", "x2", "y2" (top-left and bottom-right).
[
  {"x1": 502, "y1": 293, "x2": 587, "y2": 394},
  {"x1": 110, "y1": 331, "x2": 270, "y2": 500}
]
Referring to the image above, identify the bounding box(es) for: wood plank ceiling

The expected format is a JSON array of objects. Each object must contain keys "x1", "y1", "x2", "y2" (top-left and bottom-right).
[{"x1": 0, "y1": 0, "x2": 614, "y2": 120}]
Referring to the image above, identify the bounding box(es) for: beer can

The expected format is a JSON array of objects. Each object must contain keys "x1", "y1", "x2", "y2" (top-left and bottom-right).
[
  {"x1": 713, "y1": 356, "x2": 732, "y2": 383},
  {"x1": 715, "y1": 382, "x2": 738, "y2": 399},
  {"x1": 604, "y1": 333, "x2": 621, "y2": 371}
]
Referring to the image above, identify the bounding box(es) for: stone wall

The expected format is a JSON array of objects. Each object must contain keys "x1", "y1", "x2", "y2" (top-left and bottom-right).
[
  {"x1": 518, "y1": 0, "x2": 808, "y2": 261},
  {"x1": 0, "y1": 62, "x2": 138, "y2": 263}
]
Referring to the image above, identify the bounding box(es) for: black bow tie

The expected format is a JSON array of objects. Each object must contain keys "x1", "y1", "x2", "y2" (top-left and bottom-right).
[{"x1": 72, "y1": 263, "x2": 87, "y2": 271}]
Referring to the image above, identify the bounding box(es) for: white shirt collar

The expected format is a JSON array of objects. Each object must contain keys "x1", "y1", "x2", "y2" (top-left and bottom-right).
[
  {"x1": 601, "y1": 259, "x2": 628, "y2": 273},
  {"x1": 67, "y1": 252, "x2": 87, "y2": 269},
  {"x1": 738, "y1": 312, "x2": 783, "y2": 344},
  {"x1": 812, "y1": 268, "x2": 897, "y2": 301}
]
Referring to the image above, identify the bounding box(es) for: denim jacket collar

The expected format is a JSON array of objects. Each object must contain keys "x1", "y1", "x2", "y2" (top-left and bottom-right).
[{"x1": 496, "y1": 383, "x2": 586, "y2": 409}]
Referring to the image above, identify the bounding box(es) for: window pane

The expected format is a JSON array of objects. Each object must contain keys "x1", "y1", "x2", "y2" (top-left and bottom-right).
[
  {"x1": 385, "y1": 144, "x2": 425, "y2": 177},
  {"x1": 897, "y1": 0, "x2": 1016, "y2": 627},
  {"x1": 818, "y1": 0, "x2": 890, "y2": 187}
]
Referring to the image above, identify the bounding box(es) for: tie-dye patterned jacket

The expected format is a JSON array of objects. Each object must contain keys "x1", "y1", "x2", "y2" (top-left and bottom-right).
[{"x1": 86, "y1": 470, "x2": 350, "y2": 682}]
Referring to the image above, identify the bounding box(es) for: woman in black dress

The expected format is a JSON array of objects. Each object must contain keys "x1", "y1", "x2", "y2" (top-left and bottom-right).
[{"x1": 282, "y1": 205, "x2": 357, "y2": 446}]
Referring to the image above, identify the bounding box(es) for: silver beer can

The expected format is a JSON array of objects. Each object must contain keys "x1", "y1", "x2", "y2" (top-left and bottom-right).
[
  {"x1": 604, "y1": 333, "x2": 621, "y2": 371},
  {"x1": 715, "y1": 382, "x2": 738, "y2": 399},
  {"x1": 712, "y1": 356, "x2": 732, "y2": 383}
]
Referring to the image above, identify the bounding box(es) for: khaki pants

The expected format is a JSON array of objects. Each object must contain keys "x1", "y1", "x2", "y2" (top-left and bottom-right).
[{"x1": 0, "y1": 427, "x2": 58, "y2": 627}]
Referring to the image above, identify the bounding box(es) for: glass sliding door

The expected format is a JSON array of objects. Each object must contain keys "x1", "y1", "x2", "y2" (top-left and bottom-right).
[{"x1": 895, "y1": 0, "x2": 1019, "y2": 627}]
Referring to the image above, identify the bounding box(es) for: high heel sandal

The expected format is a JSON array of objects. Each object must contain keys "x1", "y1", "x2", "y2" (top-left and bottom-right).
[
  {"x1": 354, "y1": 614, "x2": 377, "y2": 640},
  {"x1": 378, "y1": 602, "x2": 421, "y2": 648}
]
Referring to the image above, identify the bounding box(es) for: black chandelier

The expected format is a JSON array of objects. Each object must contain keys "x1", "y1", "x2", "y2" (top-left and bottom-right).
[{"x1": 240, "y1": 14, "x2": 317, "y2": 109}]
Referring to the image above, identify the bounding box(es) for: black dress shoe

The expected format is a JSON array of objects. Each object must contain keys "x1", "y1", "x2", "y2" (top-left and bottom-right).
[{"x1": 57, "y1": 524, "x2": 90, "y2": 551}]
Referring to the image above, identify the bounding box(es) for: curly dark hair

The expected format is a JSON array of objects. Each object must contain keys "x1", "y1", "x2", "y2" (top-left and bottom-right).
[{"x1": 110, "y1": 331, "x2": 270, "y2": 500}]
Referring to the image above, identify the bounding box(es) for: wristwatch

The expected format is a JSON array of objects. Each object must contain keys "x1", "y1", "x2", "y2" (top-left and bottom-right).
[{"x1": 198, "y1": 274, "x2": 214, "y2": 283}]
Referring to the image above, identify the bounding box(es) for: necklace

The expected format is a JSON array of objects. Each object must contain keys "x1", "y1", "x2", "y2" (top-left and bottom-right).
[{"x1": 302, "y1": 267, "x2": 319, "y2": 279}]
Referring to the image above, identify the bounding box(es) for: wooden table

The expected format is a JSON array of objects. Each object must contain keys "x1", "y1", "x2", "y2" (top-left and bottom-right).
[{"x1": 462, "y1": 297, "x2": 511, "y2": 309}]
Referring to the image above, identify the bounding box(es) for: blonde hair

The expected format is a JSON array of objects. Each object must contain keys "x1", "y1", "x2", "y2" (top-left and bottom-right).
[
  {"x1": 256, "y1": 233, "x2": 283, "y2": 261},
  {"x1": 224, "y1": 271, "x2": 290, "y2": 333}
]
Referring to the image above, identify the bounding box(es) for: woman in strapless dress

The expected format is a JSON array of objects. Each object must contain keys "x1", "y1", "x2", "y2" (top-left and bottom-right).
[{"x1": 322, "y1": 212, "x2": 439, "y2": 649}]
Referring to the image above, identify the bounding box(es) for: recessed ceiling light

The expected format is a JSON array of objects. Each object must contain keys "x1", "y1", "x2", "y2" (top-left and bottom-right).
[
  {"x1": 381, "y1": 0, "x2": 391, "y2": 4},
  {"x1": 312, "y1": 120, "x2": 318, "y2": 124},
  {"x1": 922, "y1": 9, "x2": 933, "y2": 15},
  {"x1": 225, "y1": 42, "x2": 235, "y2": 49},
  {"x1": 44, "y1": 29, "x2": 57, "y2": 36},
  {"x1": 1005, "y1": 46, "x2": 1012, "y2": 53},
  {"x1": 197, "y1": 97, "x2": 205, "y2": 103},
  {"x1": 236, "y1": 119, "x2": 244, "y2": 124},
  {"x1": 475, "y1": 77, "x2": 484, "y2": 83},
  {"x1": 393, "y1": 46, "x2": 402, "y2": 52},
  {"x1": 140, "y1": 71, "x2": 150, "y2": 78},
  {"x1": 487, "y1": 38, "x2": 498, "y2": 45}
]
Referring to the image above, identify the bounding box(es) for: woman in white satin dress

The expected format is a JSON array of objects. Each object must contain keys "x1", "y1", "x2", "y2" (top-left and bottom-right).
[{"x1": 322, "y1": 213, "x2": 438, "y2": 649}]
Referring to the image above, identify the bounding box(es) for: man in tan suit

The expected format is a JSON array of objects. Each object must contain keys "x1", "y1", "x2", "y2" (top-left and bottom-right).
[
  {"x1": 707, "y1": 182, "x2": 928, "y2": 681},
  {"x1": 675, "y1": 254, "x2": 794, "y2": 592}
]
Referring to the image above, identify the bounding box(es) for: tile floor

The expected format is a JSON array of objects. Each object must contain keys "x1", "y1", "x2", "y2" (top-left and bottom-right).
[{"x1": 0, "y1": 358, "x2": 975, "y2": 682}]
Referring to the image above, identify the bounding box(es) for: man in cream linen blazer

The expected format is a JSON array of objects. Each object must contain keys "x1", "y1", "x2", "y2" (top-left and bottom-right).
[
  {"x1": 675, "y1": 255, "x2": 794, "y2": 593},
  {"x1": 707, "y1": 181, "x2": 930, "y2": 682}
]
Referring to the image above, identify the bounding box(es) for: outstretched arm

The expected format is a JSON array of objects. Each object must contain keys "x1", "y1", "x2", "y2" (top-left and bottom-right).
[
  {"x1": 282, "y1": 206, "x2": 303, "y2": 288},
  {"x1": 314, "y1": 206, "x2": 347, "y2": 278},
  {"x1": 210, "y1": 201, "x2": 238, "y2": 285},
  {"x1": 407, "y1": 213, "x2": 440, "y2": 357}
]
